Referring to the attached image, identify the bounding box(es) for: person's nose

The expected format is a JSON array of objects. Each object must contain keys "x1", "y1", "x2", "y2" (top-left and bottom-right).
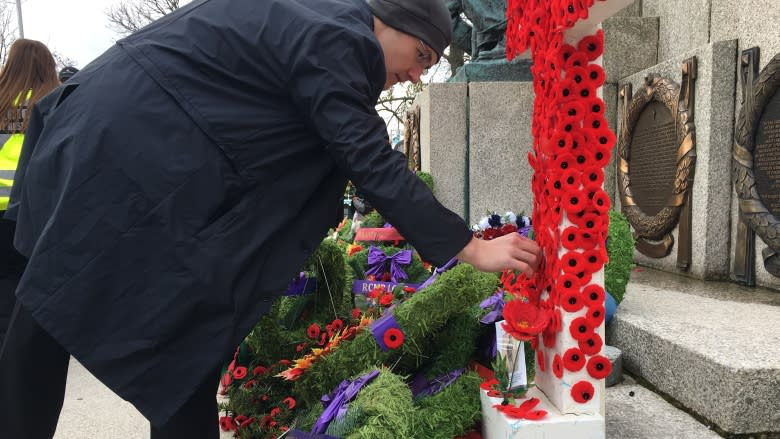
[{"x1": 408, "y1": 66, "x2": 424, "y2": 84}]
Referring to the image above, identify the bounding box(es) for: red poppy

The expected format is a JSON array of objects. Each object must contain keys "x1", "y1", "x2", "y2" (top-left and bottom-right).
[
  {"x1": 307, "y1": 323, "x2": 321, "y2": 340},
  {"x1": 235, "y1": 415, "x2": 248, "y2": 425},
  {"x1": 566, "y1": 51, "x2": 589, "y2": 69},
  {"x1": 579, "y1": 332, "x2": 604, "y2": 356},
  {"x1": 587, "y1": 305, "x2": 606, "y2": 327},
  {"x1": 383, "y1": 328, "x2": 405, "y2": 349},
  {"x1": 403, "y1": 286, "x2": 417, "y2": 294},
  {"x1": 583, "y1": 249, "x2": 605, "y2": 272},
  {"x1": 561, "y1": 168, "x2": 581, "y2": 192},
  {"x1": 487, "y1": 389, "x2": 503, "y2": 397},
  {"x1": 548, "y1": 308, "x2": 562, "y2": 332},
  {"x1": 554, "y1": 152, "x2": 576, "y2": 172},
  {"x1": 578, "y1": 29, "x2": 604, "y2": 61},
  {"x1": 556, "y1": 273, "x2": 581, "y2": 294},
  {"x1": 587, "y1": 355, "x2": 612, "y2": 379},
  {"x1": 219, "y1": 416, "x2": 237, "y2": 431},
  {"x1": 494, "y1": 397, "x2": 548, "y2": 420},
  {"x1": 252, "y1": 365, "x2": 268, "y2": 376},
  {"x1": 553, "y1": 354, "x2": 564, "y2": 378},
  {"x1": 233, "y1": 366, "x2": 248, "y2": 380},
  {"x1": 571, "y1": 380, "x2": 595, "y2": 403},
  {"x1": 502, "y1": 300, "x2": 549, "y2": 341},
  {"x1": 270, "y1": 407, "x2": 282, "y2": 417},
  {"x1": 569, "y1": 317, "x2": 593, "y2": 341},
  {"x1": 558, "y1": 44, "x2": 577, "y2": 67},
  {"x1": 575, "y1": 270, "x2": 593, "y2": 286},
  {"x1": 562, "y1": 190, "x2": 585, "y2": 214},
  {"x1": 591, "y1": 146, "x2": 611, "y2": 169},
  {"x1": 283, "y1": 396, "x2": 296, "y2": 410},
  {"x1": 330, "y1": 318, "x2": 344, "y2": 333},
  {"x1": 582, "y1": 284, "x2": 605, "y2": 307},
  {"x1": 561, "y1": 251, "x2": 585, "y2": 274},
  {"x1": 563, "y1": 347, "x2": 586, "y2": 371},
  {"x1": 561, "y1": 100, "x2": 585, "y2": 119},
  {"x1": 562, "y1": 226, "x2": 582, "y2": 250},
  {"x1": 560, "y1": 290, "x2": 583, "y2": 312},
  {"x1": 379, "y1": 292, "x2": 394, "y2": 307},
  {"x1": 243, "y1": 379, "x2": 256, "y2": 389},
  {"x1": 590, "y1": 189, "x2": 611, "y2": 213},
  {"x1": 537, "y1": 349, "x2": 546, "y2": 372}
]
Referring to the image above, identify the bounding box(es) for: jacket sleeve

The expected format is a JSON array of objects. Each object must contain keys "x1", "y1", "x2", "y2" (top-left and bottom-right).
[{"x1": 286, "y1": 23, "x2": 472, "y2": 266}]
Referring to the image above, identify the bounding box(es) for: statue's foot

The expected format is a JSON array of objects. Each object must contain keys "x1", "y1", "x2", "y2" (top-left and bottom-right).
[{"x1": 475, "y1": 45, "x2": 507, "y2": 61}]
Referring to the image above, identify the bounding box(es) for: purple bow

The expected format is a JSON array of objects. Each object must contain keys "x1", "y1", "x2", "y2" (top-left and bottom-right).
[
  {"x1": 417, "y1": 257, "x2": 458, "y2": 291},
  {"x1": 410, "y1": 368, "x2": 466, "y2": 398},
  {"x1": 365, "y1": 246, "x2": 412, "y2": 283},
  {"x1": 519, "y1": 226, "x2": 532, "y2": 238},
  {"x1": 480, "y1": 290, "x2": 505, "y2": 325},
  {"x1": 311, "y1": 370, "x2": 380, "y2": 434}
]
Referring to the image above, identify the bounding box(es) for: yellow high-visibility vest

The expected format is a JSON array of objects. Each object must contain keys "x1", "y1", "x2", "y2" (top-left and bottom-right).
[{"x1": 0, "y1": 90, "x2": 32, "y2": 211}]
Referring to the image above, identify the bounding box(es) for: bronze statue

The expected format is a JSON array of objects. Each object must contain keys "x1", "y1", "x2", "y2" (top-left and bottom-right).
[{"x1": 447, "y1": 0, "x2": 507, "y2": 61}]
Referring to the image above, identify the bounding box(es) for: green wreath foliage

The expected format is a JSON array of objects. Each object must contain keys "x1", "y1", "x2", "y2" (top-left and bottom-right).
[{"x1": 606, "y1": 209, "x2": 635, "y2": 303}]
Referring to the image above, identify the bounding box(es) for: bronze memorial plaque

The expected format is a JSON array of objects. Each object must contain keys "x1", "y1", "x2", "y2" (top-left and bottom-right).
[
  {"x1": 733, "y1": 48, "x2": 780, "y2": 280},
  {"x1": 628, "y1": 101, "x2": 680, "y2": 217},
  {"x1": 753, "y1": 90, "x2": 780, "y2": 219},
  {"x1": 618, "y1": 61, "x2": 697, "y2": 265}
]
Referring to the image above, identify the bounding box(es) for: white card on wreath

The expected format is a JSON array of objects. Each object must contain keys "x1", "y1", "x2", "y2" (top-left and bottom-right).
[{"x1": 495, "y1": 321, "x2": 527, "y2": 390}]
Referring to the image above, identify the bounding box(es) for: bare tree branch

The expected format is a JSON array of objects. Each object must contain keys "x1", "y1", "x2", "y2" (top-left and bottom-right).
[
  {"x1": 106, "y1": 0, "x2": 184, "y2": 37},
  {"x1": 0, "y1": 3, "x2": 17, "y2": 65}
]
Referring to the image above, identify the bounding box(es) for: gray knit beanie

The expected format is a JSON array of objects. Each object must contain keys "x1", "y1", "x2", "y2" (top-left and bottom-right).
[{"x1": 366, "y1": 0, "x2": 452, "y2": 58}]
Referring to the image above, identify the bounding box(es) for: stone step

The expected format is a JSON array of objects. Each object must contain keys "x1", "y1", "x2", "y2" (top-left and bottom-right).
[
  {"x1": 606, "y1": 268, "x2": 780, "y2": 435},
  {"x1": 607, "y1": 376, "x2": 721, "y2": 439}
]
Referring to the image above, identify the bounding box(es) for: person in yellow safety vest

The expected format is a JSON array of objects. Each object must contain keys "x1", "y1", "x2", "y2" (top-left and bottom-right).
[{"x1": 0, "y1": 39, "x2": 59, "y2": 347}]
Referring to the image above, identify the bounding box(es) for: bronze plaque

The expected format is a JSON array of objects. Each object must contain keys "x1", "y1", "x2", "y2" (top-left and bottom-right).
[
  {"x1": 753, "y1": 90, "x2": 780, "y2": 219},
  {"x1": 628, "y1": 101, "x2": 680, "y2": 217}
]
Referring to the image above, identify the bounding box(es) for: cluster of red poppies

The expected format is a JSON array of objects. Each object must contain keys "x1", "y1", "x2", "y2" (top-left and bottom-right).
[{"x1": 502, "y1": 0, "x2": 613, "y2": 406}]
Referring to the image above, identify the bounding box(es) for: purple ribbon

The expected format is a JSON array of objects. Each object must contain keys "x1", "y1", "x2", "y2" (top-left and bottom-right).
[
  {"x1": 480, "y1": 291, "x2": 506, "y2": 359},
  {"x1": 284, "y1": 272, "x2": 318, "y2": 296},
  {"x1": 369, "y1": 310, "x2": 403, "y2": 352},
  {"x1": 519, "y1": 226, "x2": 532, "y2": 238},
  {"x1": 351, "y1": 280, "x2": 418, "y2": 295},
  {"x1": 365, "y1": 246, "x2": 412, "y2": 283},
  {"x1": 410, "y1": 368, "x2": 466, "y2": 398},
  {"x1": 383, "y1": 222, "x2": 393, "y2": 228},
  {"x1": 311, "y1": 370, "x2": 380, "y2": 434},
  {"x1": 417, "y1": 257, "x2": 458, "y2": 291},
  {"x1": 479, "y1": 291, "x2": 505, "y2": 325},
  {"x1": 286, "y1": 431, "x2": 339, "y2": 439}
]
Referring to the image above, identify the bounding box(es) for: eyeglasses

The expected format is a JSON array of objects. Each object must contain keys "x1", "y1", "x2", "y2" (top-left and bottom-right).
[{"x1": 416, "y1": 39, "x2": 435, "y2": 75}]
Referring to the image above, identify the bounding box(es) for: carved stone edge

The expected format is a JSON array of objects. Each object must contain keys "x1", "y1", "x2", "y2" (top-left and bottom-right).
[
  {"x1": 617, "y1": 74, "x2": 697, "y2": 243},
  {"x1": 733, "y1": 51, "x2": 780, "y2": 277}
]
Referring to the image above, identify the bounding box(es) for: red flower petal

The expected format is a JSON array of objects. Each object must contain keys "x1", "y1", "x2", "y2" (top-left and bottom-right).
[
  {"x1": 307, "y1": 323, "x2": 321, "y2": 340},
  {"x1": 553, "y1": 354, "x2": 564, "y2": 378},
  {"x1": 537, "y1": 349, "x2": 546, "y2": 372},
  {"x1": 560, "y1": 289, "x2": 584, "y2": 312},
  {"x1": 571, "y1": 380, "x2": 595, "y2": 403},
  {"x1": 579, "y1": 332, "x2": 604, "y2": 356},
  {"x1": 577, "y1": 29, "x2": 604, "y2": 61},
  {"x1": 582, "y1": 284, "x2": 605, "y2": 307},
  {"x1": 233, "y1": 366, "x2": 248, "y2": 380},
  {"x1": 587, "y1": 355, "x2": 612, "y2": 379},
  {"x1": 556, "y1": 273, "x2": 581, "y2": 294},
  {"x1": 563, "y1": 347, "x2": 586, "y2": 372},
  {"x1": 583, "y1": 249, "x2": 605, "y2": 272},
  {"x1": 569, "y1": 316, "x2": 594, "y2": 341},
  {"x1": 562, "y1": 226, "x2": 581, "y2": 250},
  {"x1": 542, "y1": 328, "x2": 557, "y2": 348},
  {"x1": 383, "y1": 328, "x2": 405, "y2": 349},
  {"x1": 561, "y1": 251, "x2": 585, "y2": 274},
  {"x1": 586, "y1": 63, "x2": 606, "y2": 87},
  {"x1": 587, "y1": 305, "x2": 606, "y2": 327},
  {"x1": 487, "y1": 389, "x2": 503, "y2": 397},
  {"x1": 481, "y1": 378, "x2": 499, "y2": 390},
  {"x1": 283, "y1": 396, "x2": 296, "y2": 410}
]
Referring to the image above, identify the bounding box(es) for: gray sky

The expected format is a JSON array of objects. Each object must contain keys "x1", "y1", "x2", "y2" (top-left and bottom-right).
[{"x1": 22, "y1": 0, "x2": 118, "y2": 67}]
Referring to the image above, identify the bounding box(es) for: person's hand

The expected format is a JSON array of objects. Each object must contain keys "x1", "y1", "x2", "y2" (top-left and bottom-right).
[{"x1": 455, "y1": 233, "x2": 542, "y2": 276}]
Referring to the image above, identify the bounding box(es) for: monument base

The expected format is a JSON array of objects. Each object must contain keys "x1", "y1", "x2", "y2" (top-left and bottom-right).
[
  {"x1": 480, "y1": 387, "x2": 605, "y2": 439},
  {"x1": 449, "y1": 59, "x2": 533, "y2": 83}
]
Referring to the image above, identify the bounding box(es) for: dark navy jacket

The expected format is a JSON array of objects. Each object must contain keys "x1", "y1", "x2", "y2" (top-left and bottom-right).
[{"x1": 6, "y1": 0, "x2": 471, "y2": 424}]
